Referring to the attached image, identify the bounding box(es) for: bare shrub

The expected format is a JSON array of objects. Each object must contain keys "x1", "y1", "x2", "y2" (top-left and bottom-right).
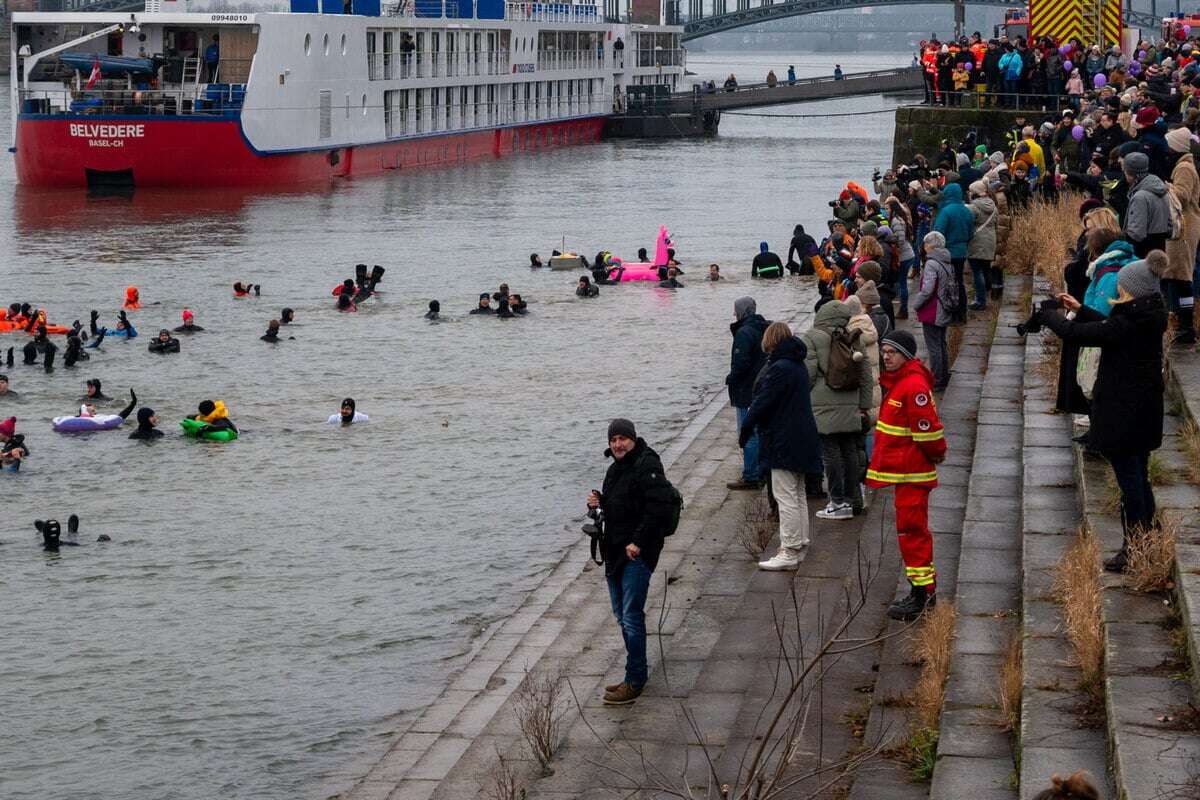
[
  {"x1": 1125, "y1": 514, "x2": 1178, "y2": 594},
  {"x1": 1053, "y1": 528, "x2": 1104, "y2": 702},
  {"x1": 1036, "y1": 335, "x2": 1061, "y2": 401},
  {"x1": 907, "y1": 601, "x2": 957, "y2": 731},
  {"x1": 514, "y1": 667, "x2": 567, "y2": 775},
  {"x1": 997, "y1": 634, "x2": 1022, "y2": 733},
  {"x1": 736, "y1": 492, "x2": 775, "y2": 559},
  {"x1": 483, "y1": 748, "x2": 524, "y2": 800}
]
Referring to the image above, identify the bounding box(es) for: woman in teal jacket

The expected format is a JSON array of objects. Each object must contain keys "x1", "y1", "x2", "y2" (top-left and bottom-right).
[
  {"x1": 1083, "y1": 239, "x2": 1137, "y2": 317},
  {"x1": 932, "y1": 183, "x2": 974, "y2": 321}
]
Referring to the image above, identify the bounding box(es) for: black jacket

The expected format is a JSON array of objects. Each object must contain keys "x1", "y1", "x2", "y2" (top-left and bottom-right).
[
  {"x1": 1090, "y1": 124, "x2": 1128, "y2": 163},
  {"x1": 148, "y1": 337, "x2": 180, "y2": 354},
  {"x1": 599, "y1": 438, "x2": 674, "y2": 576},
  {"x1": 739, "y1": 336, "x2": 823, "y2": 474},
  {"x1": 1043, "y1": 295, "x2": 1167, "y2": 454},
  {"x1": 751, "y1": 251, "x2": 784, "y2": 278},
  {"x1": 726, "y1": 312, "x2": 769, "y2": 408}
]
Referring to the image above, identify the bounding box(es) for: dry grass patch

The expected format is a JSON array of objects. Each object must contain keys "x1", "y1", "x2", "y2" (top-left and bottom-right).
[
  {"x1": 1005, "y1": 193, "x2": 1084, "y2": 288},
  {"x1": 1181, "y1": 418, "x2": 1200, "y2": 485},
  {"x1": 1054, "y1": 528, "x2": 1104, "y2": 704},
  {"x1": 907, "y1": 601, "x2": 957, "y2": 732},
  {"x1": 1036, "y1": 336, "x2": 1062, "y2": 401},
  {"x1": 1125, "y1": 514, "x2": 1179, "y2": 594},
  {"x1": 997, "y1": 634, "x2": 1022, "y2": 733},
  {"x1": 514, "y1": 667, "x2": 567, "y2": 775},
  {"x1": 483, "y1": 749, "x2": 524, "y2": 800}
]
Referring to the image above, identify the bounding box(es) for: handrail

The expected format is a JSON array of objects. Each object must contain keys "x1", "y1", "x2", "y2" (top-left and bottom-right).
[{"x1": 688, "y1": 66, "x2": 919, "y2": 96}]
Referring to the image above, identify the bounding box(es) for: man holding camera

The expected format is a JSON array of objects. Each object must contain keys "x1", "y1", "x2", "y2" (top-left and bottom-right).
[{"x1": 586, "y1": 418, "x2": 676, "y2": 705}]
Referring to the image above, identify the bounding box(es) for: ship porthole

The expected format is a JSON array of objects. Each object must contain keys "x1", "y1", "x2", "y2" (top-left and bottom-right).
[
  {"x1": 304, "y1": 33, "x2": 312, "y2": 56},
  {"x1": 341, "y1": 33, "x2": 347, "y2": 55},
  {"x1": 362, "y1": 93, "x2": 368, "y2": 115},
  {"x1": 323, "y1": 33, "x2": 330, "y2": 56}
]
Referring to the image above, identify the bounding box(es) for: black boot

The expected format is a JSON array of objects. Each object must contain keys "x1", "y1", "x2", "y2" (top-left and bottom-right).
[
  {"x1": 888, "y1": 583, "x2": 936, "y2": 621},
  {"x1": 355, "y1": 263, "x2": 369, "y2": 290},
  {"x1": 1173, "y1": 308, "x2": 1196, "y2": 345},
  {"x1": 1104, "y1": 548, "x2": 1128, "y2": 573}
]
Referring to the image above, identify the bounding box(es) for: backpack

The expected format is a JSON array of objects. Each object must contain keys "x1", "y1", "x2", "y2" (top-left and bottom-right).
[
  {"x1": 825, "y1": 326, "x2": 864, "y2": 391},
  {"x1": 936, "y1": 264, "x2": 961, "y2": 316},
  {"x1": 637, "y1": 451, "x2": 684, "y2": 538},
  {"x1": 1166, "y1": 184, "x2": 1185, "y2": 241}
]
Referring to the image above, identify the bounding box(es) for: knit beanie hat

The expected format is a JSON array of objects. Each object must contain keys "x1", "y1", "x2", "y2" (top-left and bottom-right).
[
  {"x1": 0, "y1": 416, "x2": 14, "y2": 438},
  {"x1": 881, "y1": 330, "x2": 918, "y2": 360},
  {"x1": 1134, "y1": 106, "x2": 1160, "y2": 128},
  {"x1": 844, "y1": 295, "x2": 864, "y2": 316},
  {"x1": 856, "y1": 280, "x2": 881, "y2": 306},
  {"x1": 955, "y1": 152, "x2": 970, "y2": 168},
  {"x1": 733, "y1": 296, "x2": 757, "y2": 321},
  {"x1": 856, "y1": 261, "x2": 882, "y2": 284},
  {"x1": 1145, "y1": 249, "x2": 1169, "y2": 277},
  {"x1": 1166, "y1": 126, "x2": 1194, "y2": 153},
  {"x1": 607, "y1": 418, "x2": 637, "y2": 441},
  {"x1": 969, "y1": 180, "x2": 988, "y2": 197},
  {"x1": 1123, "y1": 151, "x2": 1150, "y2": 176},
  {"x1": 1117, "y1": 258, "x2": 1163, "y2": 299},
  {"x1": 859, "y1": 221, "x2": 878, "y2": 237}
]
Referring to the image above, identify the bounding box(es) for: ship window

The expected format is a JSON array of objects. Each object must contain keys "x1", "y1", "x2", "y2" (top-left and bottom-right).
[
  {"x1": 323, "y1": 33, "x2": 330, "y2": 56},
  {"x1": 341, "y1": 33, "x2": 347, "y2": 55},
  {"x1": 305, "y1": 33, "x2": 312, "y2": 56},
  {"x1": 362, "y1": 93, "x2": 368, "y2": 114}
]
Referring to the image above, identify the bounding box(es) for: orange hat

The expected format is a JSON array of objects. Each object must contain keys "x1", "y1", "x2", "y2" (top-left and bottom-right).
[{"x1": 124, "y1": 286, "x2": 141, "y2": 309}]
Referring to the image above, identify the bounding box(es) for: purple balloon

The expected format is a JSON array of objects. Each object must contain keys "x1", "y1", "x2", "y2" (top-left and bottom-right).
[
  {"x1": 1094, "y1": 72, "x2": 1107, "y2": 87},
  {"x1": 1186, "y1": 24, "x2": 1192, "y2": 34},
  {"x1": 1060, "y1": 44, "x2": 1071, "y2": 54},
  {"x1": 1072, "y1": 124, "x2": 1085, "y2": 141},
  {"x1": 1129, "y1": 61, "x2": 1142, "y2": 75},
  {"x1": 1138, "y1": 49, "x2": 1147, "y2": 58},
  {"x1": 1063, "y1": 59, "x2": 1073, "y2": 72},
  {"x1": 964, "y1": 61, "x2": 974, "y2": 71}
]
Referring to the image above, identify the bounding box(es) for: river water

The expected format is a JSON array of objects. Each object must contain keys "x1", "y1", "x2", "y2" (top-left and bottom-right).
[{"x1": 0, "y1": 51, "x2": 904, "y2": 800}]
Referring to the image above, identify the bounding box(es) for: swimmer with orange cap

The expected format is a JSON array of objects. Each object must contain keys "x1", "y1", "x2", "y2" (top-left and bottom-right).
[{"x1": 124, "y1": 286, "x2": 141, "y2": 310}]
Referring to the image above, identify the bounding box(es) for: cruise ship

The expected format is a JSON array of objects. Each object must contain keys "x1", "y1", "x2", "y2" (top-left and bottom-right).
[{"x1": 8, "y1": 0, "x2": 685, "y2": 187}]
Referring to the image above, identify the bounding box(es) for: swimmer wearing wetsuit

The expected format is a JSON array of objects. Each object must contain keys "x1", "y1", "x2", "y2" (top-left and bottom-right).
[
  {"x1": 148, "y1": 329, "x2": 181, "y2": 354},
  {"x1": 128, "y1": 407, "x2": 162, "y2": 440},
  {"x1": 1, "y1": 433, "x2": 29, "y2": 472},
  {"x1": 261, "y1": 320, "x2": 290, "y2": 342},
  {"x1": 425, "y1": 300, "x2": 440, "y2": 320},
  {"x1": 174, "y1": 309, "x2": 205, "y2": 333},
  {"x1": 280, "y1": 308, "x2": 295, "y2": 325},
  {"x1": 83, "y1": 379, "x2": 110, "y2": 402},
  {"x1": 469, "y1": 294, "x2": 493, "y2": 314},
  {"x1": 328, "y1": 398, "x2": 368, "y2": 425},
  {"x1": 577, "y1": 276, "x2": 600, "y2": 297},
  {"x1": 509, "y1": 294, "x2": 527, "y2": 315},
  {"x1": 336, "y1": 293, "x2": 357, "y2": 312},
  {"x1": 63, "y1": 332, "x2": 88, "y2": 367},
  {"x1": 530, "y1": 253, "x2": 543, "y2": 267},
  {"x1": 87, "y1": 310, "x2": 137, "y2": 347}
]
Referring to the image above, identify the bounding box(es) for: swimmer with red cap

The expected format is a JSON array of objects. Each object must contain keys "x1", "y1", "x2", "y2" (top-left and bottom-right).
[{"x1": 173, "y1": 309, "x2": 206, "y2": 334}]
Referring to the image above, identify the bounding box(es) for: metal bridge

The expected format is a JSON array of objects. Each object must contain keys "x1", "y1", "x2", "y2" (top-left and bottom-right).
[
  {"x1": 660, "y1": 65, "x2": 923, "y2": 111},
  {"x1": 682, "y1": 0, "x2": 1161, "y2": 40}
]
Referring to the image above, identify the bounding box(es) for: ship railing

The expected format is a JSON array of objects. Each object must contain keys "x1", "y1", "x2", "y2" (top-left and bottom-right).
[
  {"x1": 535, "y1": 49, "x2": 600, "y2": 71},
  {"x1": 18, "y1": 87, "x2": 246, "y2": 117},
  {"x1": 504, "y1": 1, "x2": 600, "y2": 23}
]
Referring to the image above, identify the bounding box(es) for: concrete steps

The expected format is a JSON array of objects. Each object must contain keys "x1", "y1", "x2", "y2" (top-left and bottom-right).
[
  {"x1": 927, "y1": 281, "x2": 1027, "y2": 800},
  {"x1": 848, "y1": 297, "x2": 997, "y2": 799},
  {"x1": 1069, "y1": 342, "x2": 1200, "y2": 800},
  {"x1": 1015, "y1": 276, "x2": 1110, "y2": 798}
]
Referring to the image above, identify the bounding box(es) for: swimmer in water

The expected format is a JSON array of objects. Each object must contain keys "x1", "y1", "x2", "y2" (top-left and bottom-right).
[
  {"x1": 36, "y1": 519, "x2": 60, "y2": 549},
  {"x1": 328, "y1": 398, "x2": 368, "y2": 425},
  {"x1": 192, "y1": 400, "x2": 238, "y2": 435},
  {"x1": 495, "y1": 297, "x2": 514, "y2": 318},
  {"x1": 0, "y1": 416, "x2": 15, "y2": 437},
  {"x1": 708, "y1": 264, "x2": 722, "y2": 281},
  {"x1": 280, "y1": 308, "x2": 295, "y2": 325},
  {"x1": 425, "y1": 300, "x2": 440, "y2": 320},
  {"x1": 469, "y1": 293, "x2": 493, "y2": 315},
  {"x1": 128, "y1": 407, "x2": 162, "y2": 440},
  {"x1": 492, "y1": 283, "x2": 511, "y2": 305},
  {"x1": 336, "y1": 293, "x2": 357, "y2": 312},
  {"x1": 530, "y1": 253, "x2": 543, "y2": 268},
  {"x1": 577, "y1": 276, "x2": 600, "y2": 297},
  {"x1": 87, "y1": 310, "x2": 137, "y2": 347},
  {"x1": 637, "y1": 248, "x2": 648, "y2": 262},
  {"x1": 174, "y1": 309, "x2": 205, "y2": 333},
  {"x1": 233, "y1": 282, "x2": 260, "y2": 297},
  {"x1": 0, "y1": 377, "x2": 14, "y2": 398},
  {"x1": 261, "y1": 320, "x2": 290, "y2": 342},
  {"x1": 509, "y1": 294, "x2": 527, "y2": 315},
  {"x1": 83, "y1": 379, "x2": 110, "y2": 402},
  {"x1": 147, "y1": 329, "x2": 181, "y2": 354},
  {"x1": 658, "y1": 266, "x2": 684, "y2": 289},
  {"x1": 63, "y1": 331, "x2": 88, "y2": 368},
  {"x1": 73, "y1": 388, "x2": 137, "y2": 424},
  {"x1": 123, "y1": 286, "x2": 141, "y2": 310},
  {"x1": 1, "y1": 432, "x2": 29, "y2": 472}
]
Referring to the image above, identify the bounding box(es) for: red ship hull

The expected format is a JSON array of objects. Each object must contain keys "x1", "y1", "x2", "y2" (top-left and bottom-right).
[{"x1": 13, "y1": 114, "x2": 608, "y2": 188}]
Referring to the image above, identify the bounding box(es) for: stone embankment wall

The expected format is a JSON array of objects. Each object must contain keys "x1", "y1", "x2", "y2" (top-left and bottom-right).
[{"x1": 892, "y1": 106, "x2": 1037, "y2": 166}]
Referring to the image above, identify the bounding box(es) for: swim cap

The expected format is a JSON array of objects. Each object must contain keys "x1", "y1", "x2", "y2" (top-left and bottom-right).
[
  {"x1": 137, "y1": 407, "x2": 155, "y2": 424},
  {"x1": 183, "y1": 309, "x2": 194, "y2": 322},
  {"x1": 429, "y1": 300, "x2": 440, "y2": 312}
]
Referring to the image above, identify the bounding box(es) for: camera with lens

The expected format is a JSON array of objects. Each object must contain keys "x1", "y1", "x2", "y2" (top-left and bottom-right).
[
  {"x1": 1015, "y1": 298, "x2": 1061, "y2": 336},
  {"x1": 828, "y1": 199, "x2": 838, "y2": 207},
  {"x1": 583, "y1": 506, "x2": 607, "y2": 565},
  {"x1": 872, "y1": 169, "x2": 882, "y2": 182}
]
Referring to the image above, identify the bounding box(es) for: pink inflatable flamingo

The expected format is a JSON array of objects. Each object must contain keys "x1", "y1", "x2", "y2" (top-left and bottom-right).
[{"x1": 617, "y1": 225, "x2": 676, "y2": 282}]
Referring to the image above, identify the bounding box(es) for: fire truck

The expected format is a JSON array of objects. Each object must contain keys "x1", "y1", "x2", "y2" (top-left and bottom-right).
[
  {"x1": 995, "y1": 0, "x2": 1121, "y2": 48},
  {"x1": 1163, "y1": 12, "x2": 1200, "y2": 42}
]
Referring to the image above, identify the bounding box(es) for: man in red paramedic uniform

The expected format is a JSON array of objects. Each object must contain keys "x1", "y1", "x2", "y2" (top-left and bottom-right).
[{"x1": 866, "y1": 330, "x2": 947, "y2": 621}]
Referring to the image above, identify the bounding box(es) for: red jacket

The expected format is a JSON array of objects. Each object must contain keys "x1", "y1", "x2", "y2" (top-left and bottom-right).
[{"x1": 866, "y1": 359, "x2": 946, "y2": 488}]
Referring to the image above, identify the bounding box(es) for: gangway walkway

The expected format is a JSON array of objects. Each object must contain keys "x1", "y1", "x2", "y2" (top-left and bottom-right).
[{"x1": 661, "y1": 66, "x2": 923, "y2": 114}]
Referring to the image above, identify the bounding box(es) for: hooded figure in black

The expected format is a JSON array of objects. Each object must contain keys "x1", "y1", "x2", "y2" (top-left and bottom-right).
[
  {"x1": 83, "y1": 379, "x2": 109, "y2": 401},
  {"x1": 129, "y1": 407, "x2": 162, "y2": 440},
  {"x1": 577, "y1": 276, "x2": 600, "y2": 298},
  {"x1": 261, "y1": 320, "x2": 282, "y2": 342},
  {"x1": 63, "y1": 331, "x2": 88, "y2": 367},
  {"x1": 469, "y1": 293, "x2": 493, "y2": 315},
  {"x1": 786, "y1": 225, "x2": 818, "y2": 275},
  {"x1": 280, "y1": 308, "x2": 295, "y2": 325},
  {"x1": 425, "y1": 300, "x2": 440, "y2": 320},
  {"x1": 148, "y1": 329, "x2": 181, "y2": 354},
  {"x1": 496, "y1": 297, "x2": 515, "y2": 318}
]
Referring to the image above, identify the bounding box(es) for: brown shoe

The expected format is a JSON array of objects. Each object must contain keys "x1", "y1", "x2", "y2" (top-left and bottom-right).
[
  {"x1": 603, "y1": 682, "x2": 643, "y2": 705},
  {"x1": 604, "y1": 681, "x2": 622, "y2": 693},
  {"x1": 726, "y1": 479, "x2": 762, "y2": 491}
]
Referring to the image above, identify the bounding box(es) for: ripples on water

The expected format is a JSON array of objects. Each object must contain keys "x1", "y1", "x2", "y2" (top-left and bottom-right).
[{"x1": 0, "y1": 53, "x2": 903, "y2": 799}]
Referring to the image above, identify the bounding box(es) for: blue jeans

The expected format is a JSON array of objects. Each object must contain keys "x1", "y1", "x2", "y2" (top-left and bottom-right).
[
  {"x1": 898, "y1": 257, "x2": 916, "y2": 312},
  {"x1": 607, "y1": 557, "x2": 652, "y2": 687},
  {"x1": 736, "y1": 406, "x2": 761, "y2": 482},
  {"x1": 969, "y1": 258, "x2": 991, "y2": 308}
]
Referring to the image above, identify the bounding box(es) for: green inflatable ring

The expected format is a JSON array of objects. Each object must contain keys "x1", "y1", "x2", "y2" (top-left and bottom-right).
[{"x1": 180, "y1": 418, "x2": 238, "y2": 441}]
